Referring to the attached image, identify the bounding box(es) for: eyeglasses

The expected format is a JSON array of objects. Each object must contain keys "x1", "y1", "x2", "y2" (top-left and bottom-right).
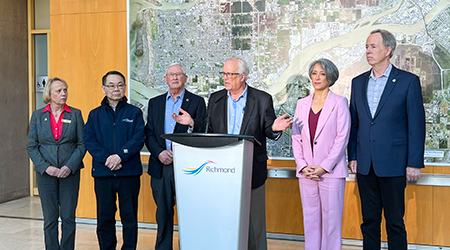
[
  {"x1": 219, "y1": 72, "x2": 240, "y2": 78},
  {"x1": 103, "y1": 83, "x2": 126, "y2": 89},
  {"x1": 166, "y1": 73, "x2": 186, "y2": 78}
]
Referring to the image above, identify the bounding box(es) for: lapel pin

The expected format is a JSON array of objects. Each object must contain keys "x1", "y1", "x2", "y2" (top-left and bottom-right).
[
  {"x1": 44, "y1": 118, "x2": 47, "y2": 121},
  {"x1": 186, "y1": 98, "x2": 189, "y2": 102},
  {"x1": 393, "y1": 79, "x2": 396, "y2": 82}
]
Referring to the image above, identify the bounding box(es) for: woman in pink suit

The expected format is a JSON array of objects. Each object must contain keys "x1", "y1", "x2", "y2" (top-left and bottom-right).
[{"x1": 292, "y1": 58, "x2": 351, "y2": 250}]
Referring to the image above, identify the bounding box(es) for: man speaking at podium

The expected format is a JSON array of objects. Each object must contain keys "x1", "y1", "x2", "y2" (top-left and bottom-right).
[
  {"x1": 145, "y1": 63, "x2": 206, "y2": 250},
  {"x1": 174, "y1": 57, "x2": 292, "y2": 250}
]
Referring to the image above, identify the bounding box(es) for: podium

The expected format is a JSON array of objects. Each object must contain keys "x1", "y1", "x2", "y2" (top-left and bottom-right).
[{"x1": 162, "y1": 133, "x2": 257, "y2": 250}]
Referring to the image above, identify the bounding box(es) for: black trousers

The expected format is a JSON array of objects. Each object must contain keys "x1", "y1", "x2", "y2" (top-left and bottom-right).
[
  {"x1": 94, "y1": 176, "x2": 140, "y2": 250},
  {"x1": 151, "y1": 164, "x2": 176, "y2": 250},
  {"x1": 357, "y1": 166, "x2": 407, "y2": 250}
]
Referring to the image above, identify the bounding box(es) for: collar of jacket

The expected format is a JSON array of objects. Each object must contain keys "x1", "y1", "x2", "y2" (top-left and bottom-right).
[{"x1": 100, "y1": 96, "x2": 128, "y2": 110}]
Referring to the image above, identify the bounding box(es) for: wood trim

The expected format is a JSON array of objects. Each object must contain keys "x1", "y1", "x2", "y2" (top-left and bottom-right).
[
  {"x1": 28, "y1": 1, "x2": 51, "y2": 197},
  {"x1": 31, "y1": 29, "x2": 50, "y2": 34},
  {"x1": 27, "y1": 0, "x2": 35, "y2": 196}
]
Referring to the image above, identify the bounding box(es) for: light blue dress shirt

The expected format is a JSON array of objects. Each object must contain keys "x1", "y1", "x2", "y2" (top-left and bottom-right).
[
  {"x1": 165, "y1": 89, "x2": 185, "y2": 150},
  {"x1": 367, "y1": 64, "x2": 392, "y2": 118},
  {"x1": 227, "y1": 86, "x2": 248, "y2": 134}
]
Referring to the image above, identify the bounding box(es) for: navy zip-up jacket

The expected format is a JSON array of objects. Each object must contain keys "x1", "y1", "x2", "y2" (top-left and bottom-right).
[{"x1": 84, "y1": 96, "x2": 145, "y2": 177}]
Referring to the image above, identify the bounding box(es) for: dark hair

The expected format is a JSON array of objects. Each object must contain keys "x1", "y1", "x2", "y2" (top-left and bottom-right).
[
  {"x1": 370, "y1": 29, "x2": 397, "y2": 58},
  {"x1": 102, "y1": 71, "x2": 126, "y2": 85}
]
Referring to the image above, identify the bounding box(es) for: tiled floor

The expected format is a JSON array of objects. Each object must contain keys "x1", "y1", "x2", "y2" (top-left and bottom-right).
[
  {"x1": 1, "y1": 197, "x2": 446, "y2": 249},
  {"x1": 0, "y1": 196, "x2": 363, "y2": 249}
]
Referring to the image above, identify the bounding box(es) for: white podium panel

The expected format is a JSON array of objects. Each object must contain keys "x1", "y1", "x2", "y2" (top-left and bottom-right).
[{"x1": 172, "y1": 139, "x2": 253, "y2": 250}]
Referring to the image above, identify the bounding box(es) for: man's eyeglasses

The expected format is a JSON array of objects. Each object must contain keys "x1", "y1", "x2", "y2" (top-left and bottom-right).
[
  {"x1": 103, "y1": 83, "x2": 126, "y2": 89},
  {"x1": 166, "y1": 73, "x2": 186, "y2": 78},
  {"x1": 219, "y1": 72, "x2": 240, "y2": 78}
]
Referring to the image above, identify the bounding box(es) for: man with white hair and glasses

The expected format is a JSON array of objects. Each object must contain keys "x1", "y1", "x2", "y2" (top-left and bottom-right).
[
  {"x1": 145, "y1": 63, "x2": 206, "y2": 250},
  {"x1": 175, "y1": 57, "x2": 292, "y2": 250}
]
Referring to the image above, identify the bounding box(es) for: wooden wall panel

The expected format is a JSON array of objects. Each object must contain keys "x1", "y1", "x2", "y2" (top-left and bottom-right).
[
  {"x1": 431, "y1": 166, "x2": 450, "y2": 174},
  {"x1": 422, "y1": 165, "x2": 434, "y2": 173},
  {"x1": 138, "y1": 174, "x2": 153, "y2": 222},
  {"x1": 50, "y1": 12, "x2": 128, "y2": 111},
  {"x1": 433, "y1": 186, "x2": 450, "y2": 246},
  {"x1": 76, "y1": 154, "x2": 96, "y2": 218},
  {"x1": 342, "y1": 181, "x2": 363, "y2": 239},
  {"x1": 267, "y1": 159, "x2": 296, "y2": 168},
  {"x1": 266, "y1": 178, "x2": 303, "y2": 234},
  {"x1": 51, "y1": 0, "x2": 127, "y2": 219},
  {"x1": 51, "y1": 0, "x2": 125, "y2": 15},
  {"x1": 404, "y1": 185, "x2": 433, "y2": 245}
]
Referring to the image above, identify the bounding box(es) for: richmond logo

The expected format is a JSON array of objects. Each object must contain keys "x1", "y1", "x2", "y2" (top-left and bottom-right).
[{"x1": 183, "y1": 160, "x2": 235, "y2": 175}]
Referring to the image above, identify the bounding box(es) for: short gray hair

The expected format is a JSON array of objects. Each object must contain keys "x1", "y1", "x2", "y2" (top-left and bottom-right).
[
  {"x1": 308, "y1": 58, "x2": 339, "y2": 87},
  {"x1": 227, "y1": 57, "x2": 249, "y2": 78},
  {"x1": 370, "y1": 29, "x2": 396, "y2": 58},
  {"x1": 166, "y1": 63, "x2": 185, "y2": 75},
  {"x1": 43, "y1": 77, "x2": 68, "y2": 104}
]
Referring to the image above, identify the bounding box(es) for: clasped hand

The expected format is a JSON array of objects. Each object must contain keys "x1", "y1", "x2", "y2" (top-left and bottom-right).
[
  {"x1": 105, "y1": 154, "x2": 122, "y2": 171},
  {"x1": 301, "y1": 165, "x2": 326, "y2": 181},
  {"x1": 45, "y1": 166, "x2": 71, "y2": 178}
]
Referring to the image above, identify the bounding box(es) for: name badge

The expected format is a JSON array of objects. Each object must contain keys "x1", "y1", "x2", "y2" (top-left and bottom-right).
[{"x1": 62, "y1": 119, "x2": 72, "y2": 124}]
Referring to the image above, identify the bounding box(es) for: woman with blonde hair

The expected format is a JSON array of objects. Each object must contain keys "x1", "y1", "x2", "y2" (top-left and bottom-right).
[{"x1": 27, "y1": 77, "x2": 86, "y2": 250}]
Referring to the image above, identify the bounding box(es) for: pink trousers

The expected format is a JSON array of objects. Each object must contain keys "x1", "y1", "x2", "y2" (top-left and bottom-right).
[{"x1": 299, "y1": 177, "x2": 346, "y2": 250}]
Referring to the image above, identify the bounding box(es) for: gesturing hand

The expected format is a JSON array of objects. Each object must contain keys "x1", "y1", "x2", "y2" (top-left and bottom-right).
[
  {"x1": 172, "y1": 108, "x2": 194, "y2": 127},
  {"x1": 272, "y1": 114, "x2": 293, "y2": 132}
]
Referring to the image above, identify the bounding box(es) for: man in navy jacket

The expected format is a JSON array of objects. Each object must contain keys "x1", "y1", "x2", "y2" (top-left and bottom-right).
[
  {"x1": 348, "y1": 30, "x2": 425, "y2": 250},
  {"x1": 145, "y1": 63, "x2": 206, "y2": 250},
  {"x1": 84, "y1": 71, "x2": 145, "y2": 250}
]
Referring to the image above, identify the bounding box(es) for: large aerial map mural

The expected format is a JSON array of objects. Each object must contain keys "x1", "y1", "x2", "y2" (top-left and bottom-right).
[{"x1": 128, "y1": 0, "x2": 450, "y2": 162}]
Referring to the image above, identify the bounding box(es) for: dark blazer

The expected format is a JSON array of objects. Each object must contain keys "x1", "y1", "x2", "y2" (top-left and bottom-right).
[
  {"x1": 145, "y1": 90, "x2": 206, "y2": 178},
  {"x1": 205, "y1": 86, "x2": 279, "y2": 189},
  {"x1": 27, "y1": 106, "x2": 86, "y2": 175},
  {"x1": 348, "y1": 66, "x2": 425, "y2": 177}
]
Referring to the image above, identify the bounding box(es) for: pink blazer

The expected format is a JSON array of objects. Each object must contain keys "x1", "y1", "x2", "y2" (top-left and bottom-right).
[{"x1": 292, "y1": 90, "x2": 351, "y2": 178}]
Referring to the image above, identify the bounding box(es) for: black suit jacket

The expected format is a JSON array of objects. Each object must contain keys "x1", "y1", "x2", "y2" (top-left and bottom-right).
[
  {"x1": 204, "y1": 86, "x2": 279, "y2": 189},
  {"x1": 145, "y1": 90, "x2": 206, "y2": 178}
]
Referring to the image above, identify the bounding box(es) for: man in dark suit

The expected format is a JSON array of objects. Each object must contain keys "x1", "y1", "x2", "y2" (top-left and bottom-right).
[
  {"x1": 348, "y1": 29, "x2": 426, "y2": 250},
  {"x1": 145, "y1": 63, "x2": 206, "y2": 250},
  {"x1": 175, "y1": 57, "x2": 292, "y2": 250}
]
